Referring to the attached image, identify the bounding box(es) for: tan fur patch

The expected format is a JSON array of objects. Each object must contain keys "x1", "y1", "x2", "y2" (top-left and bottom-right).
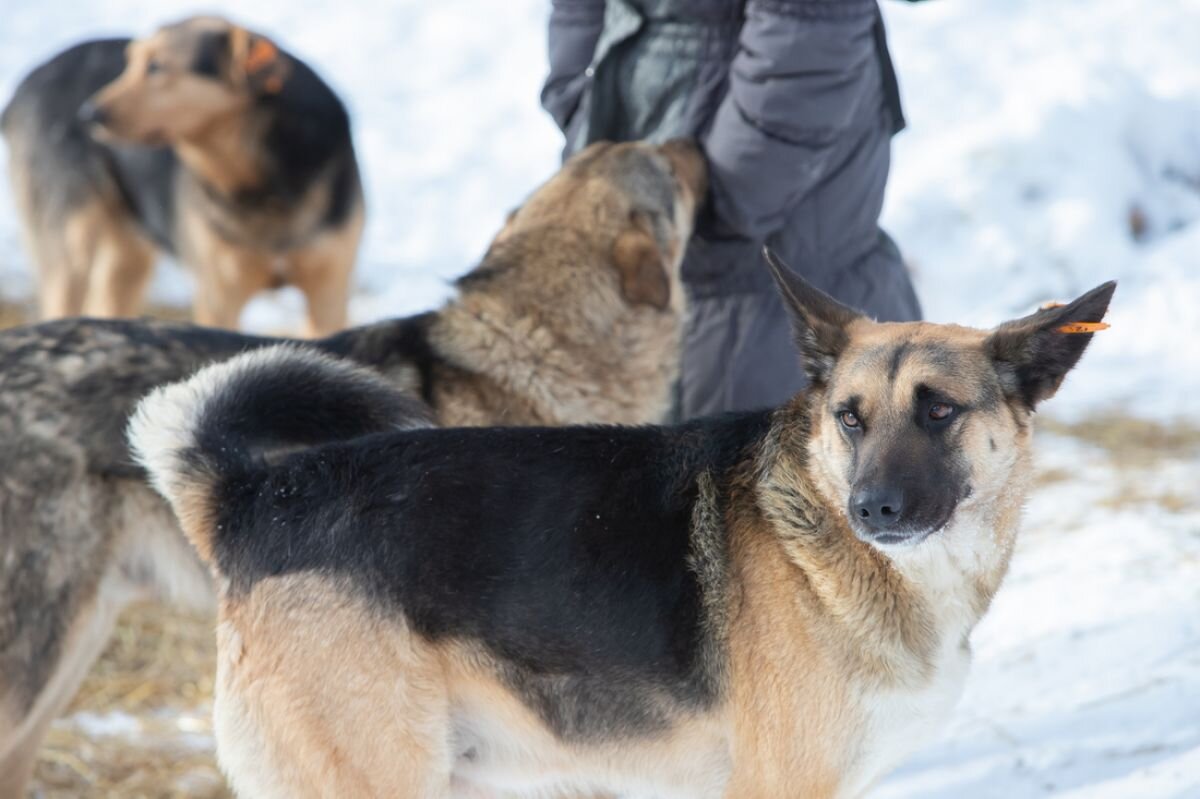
[{"x1": 215, "y1": 574, "x2": 453, "y2": 798}]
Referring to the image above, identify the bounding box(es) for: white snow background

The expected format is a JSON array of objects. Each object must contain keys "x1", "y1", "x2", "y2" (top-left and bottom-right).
[{"x1": 1, "y1": 0, "x2": 1198, "y2": 797}]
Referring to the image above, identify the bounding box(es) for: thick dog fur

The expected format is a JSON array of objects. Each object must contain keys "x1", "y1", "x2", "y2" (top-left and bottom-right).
[
  {"x1": 130, "y1": 255, "x2": 1115, "y2": 798},
  {"x1": 0, "y1": 138, "x2": 705, "y2": 798},
  {"x1": 1, "y1": 15, "x2": 363, "y2": 333}
]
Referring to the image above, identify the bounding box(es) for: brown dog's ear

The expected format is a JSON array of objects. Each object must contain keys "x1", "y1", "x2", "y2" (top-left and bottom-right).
[
  {"x1": 764, "y1": 247, "x2": 863, "y2": 385},
  {"x1": 229, "y1": 27, "x2": 290, "y2": 95},
  {"x1": 986, "y1": 280, "x2": 1116, "y2": 408},
  {"x1": 613, "y1": 212, "x2": 671, "y2": 310}
]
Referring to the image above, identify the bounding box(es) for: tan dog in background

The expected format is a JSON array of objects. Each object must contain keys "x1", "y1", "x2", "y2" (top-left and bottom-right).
[{"x1": 1, "y1": 15, "x2": 362, "y2": 333}]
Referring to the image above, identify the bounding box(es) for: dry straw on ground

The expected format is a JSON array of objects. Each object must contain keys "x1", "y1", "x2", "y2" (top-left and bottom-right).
[{"x1": 33, "y1": 603, "x2": 229, "y2": 798}]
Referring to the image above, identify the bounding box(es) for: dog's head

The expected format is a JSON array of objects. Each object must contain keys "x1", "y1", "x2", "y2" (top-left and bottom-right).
[
  {"x1": 482, "y1": 139, "x2": 707, "y2": 317},
  {"x1": 80, "y1": 16, "x2": 291, "y2": 146},
  {"x1": 765, "y1": 250, "x2": 1115, "y2": 550}
]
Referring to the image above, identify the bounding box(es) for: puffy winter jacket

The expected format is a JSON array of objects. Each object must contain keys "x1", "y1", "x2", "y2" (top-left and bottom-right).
[{"x1": 543, "y1": 0, "x2": 922, "y2": 416}]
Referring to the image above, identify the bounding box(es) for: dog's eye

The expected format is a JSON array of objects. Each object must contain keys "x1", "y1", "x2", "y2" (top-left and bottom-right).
[
  {"x1": 838, "y1": 410, "x2": 860, "y2": 429},
  {"x1": 928, "y1": 402, "x2": 955, "y2": 421},
  {"x1": 146, "y1": 60, "x2": 164, "y2": 75}
]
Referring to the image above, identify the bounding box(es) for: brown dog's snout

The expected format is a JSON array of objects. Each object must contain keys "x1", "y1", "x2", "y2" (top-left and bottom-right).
[{"x1": 660, "y1": 138, "x2": 708, "y2": 203}]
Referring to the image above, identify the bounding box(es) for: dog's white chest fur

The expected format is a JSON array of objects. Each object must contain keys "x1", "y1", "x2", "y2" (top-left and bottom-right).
[
  {"x1": 847, "y1": 628, "x2": 971, "y2": 797},
  {"x1": 842, "y1": 530, "x2": 988, "y2": 797}
]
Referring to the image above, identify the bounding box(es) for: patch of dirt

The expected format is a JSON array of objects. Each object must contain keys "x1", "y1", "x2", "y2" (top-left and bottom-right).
[{"x1": 0, "y1": 302, "x2": 192, "y2": 332}]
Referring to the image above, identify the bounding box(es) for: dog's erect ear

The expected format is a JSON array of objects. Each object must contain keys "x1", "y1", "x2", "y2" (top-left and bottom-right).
[
  {"x1": 613, "y1": 212, "x2": 671, "y2": 310},
  {"x1": 986, "y1": 281, "x2": 1116, "y2": 408},
  {"x1": 764, "y1": 247, "x2": 863, "y2": 385},
  {"x1": 229, "y1": 27, "x2": 290, "y2": 95}
]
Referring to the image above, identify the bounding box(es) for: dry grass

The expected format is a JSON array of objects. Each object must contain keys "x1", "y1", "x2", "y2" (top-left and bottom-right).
[
  {"x1": 1040, "y1": 413, "x2": 1200, "y2": 468},
  {"x1": 1037, "y1": 413, "x2": 1200, "y2": 513},
  {"x1": 1096, "y1": 485, "x2": 1196, "y2": 513},
  {"x1": 32, "y1": 604, "x2": 229, "y2": 799},
  {"x1": 0, "y1": 297, "x2": 32, "y2": 329},
  {"x1": 0, "y1": 301, "x2": 193, "y2": 331}
]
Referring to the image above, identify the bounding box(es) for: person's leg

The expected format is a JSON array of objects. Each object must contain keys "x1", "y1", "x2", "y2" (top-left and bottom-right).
[{"x1": 679, "y1": 294, "x2": 737, "y2": 419}]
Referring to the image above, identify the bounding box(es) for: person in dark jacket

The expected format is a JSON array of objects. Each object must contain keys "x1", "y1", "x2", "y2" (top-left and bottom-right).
[{"x1": 542, "y1": 0, "x2": 922, "y2": 418}]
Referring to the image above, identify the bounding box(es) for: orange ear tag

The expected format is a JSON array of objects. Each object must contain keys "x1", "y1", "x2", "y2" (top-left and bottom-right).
[
  {"x1": 1057, "y1": 321, "x2": 1110, "y2": 334},
  {"x1": 245, "y1": 39, "x2": 278, "y2": 73},
  {"x1": 1039, "y1": 300, "x2": 1109, "y2": 333}
]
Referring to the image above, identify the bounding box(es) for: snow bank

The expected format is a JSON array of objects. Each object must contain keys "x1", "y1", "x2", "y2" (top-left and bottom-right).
[{"x1": 882, "y1": 0, "x2": 1200, "y2": 419}]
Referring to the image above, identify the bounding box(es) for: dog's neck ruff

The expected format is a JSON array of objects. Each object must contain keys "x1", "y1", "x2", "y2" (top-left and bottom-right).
[
  {"x1": 433, "y1": 292, "x2": 680, "y2": 426},
  {"x1": 752, "y1": 410, "x2": 1022, "y2": 683},
  {"x1": 180, "y1": 160, "x2": 337, "y2": 253}
]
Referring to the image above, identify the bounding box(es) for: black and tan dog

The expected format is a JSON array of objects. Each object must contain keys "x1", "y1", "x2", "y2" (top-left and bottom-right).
[
  {"x1": 0, "y1": 139, "x2": 704, "y2": 798},
  {"x1": 1, "y1": 15, "x2": 362, "y2": 333},
  {"x1": 130, "y1": 252, "x2": 1114, "y2": 798}
]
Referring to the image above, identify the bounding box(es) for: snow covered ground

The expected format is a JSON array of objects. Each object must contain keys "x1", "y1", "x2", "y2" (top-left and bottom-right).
[{"x1": 1, "y1": 0, "x2": 1198, "y2": 796}]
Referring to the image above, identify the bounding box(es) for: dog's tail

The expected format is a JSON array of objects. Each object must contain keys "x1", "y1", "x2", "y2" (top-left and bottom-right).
[{"x1": 128, "y1": 345, "x2": 433, "y2": 564}]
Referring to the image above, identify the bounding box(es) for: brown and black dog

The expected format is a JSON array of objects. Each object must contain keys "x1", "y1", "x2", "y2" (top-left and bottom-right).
[
  {"x1": 0, "y1": 139, "x2": 704, "y2": 799},
  {"x1": 1, "y1": 15, "x2": 362, "y2": 333},
  {"x1": 132, "y1": 254, "x2": 1112, "y2": 798}
]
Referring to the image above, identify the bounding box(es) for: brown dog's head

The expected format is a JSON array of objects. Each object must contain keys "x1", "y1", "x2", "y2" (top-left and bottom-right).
[
  {"x1": 765, "y1": 250, "x2": 1115, "y2": 551},
  {"x1": 480, "y1": 138, "x2": 707, "y2": 319},
  {"x1": 79, "y1": 16, "x2": 291, "y2": 145},
  {"x1": 444, "y1": 139, "x2": 706, "y2": 425}
]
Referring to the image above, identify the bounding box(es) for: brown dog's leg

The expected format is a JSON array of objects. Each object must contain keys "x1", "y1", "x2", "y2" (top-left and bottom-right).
[
  {"x1": 36, "y1": 257, "x2": 88, "y2": 320},
  {"x1": 81, "y1": 226, "x2": 156, "y2": 318},
  {"x1": 290, "y1": 204, "x2": 363, "y2": 337},
  {"x1": 291, "y1": 249, "x2": 352, "y2": 337},
  {"x1": 34, "y1": 201, "x2": 121, "y2": 320},
  {"x1": 0, "y1": 725, "x2": 44, "y2": 799}
]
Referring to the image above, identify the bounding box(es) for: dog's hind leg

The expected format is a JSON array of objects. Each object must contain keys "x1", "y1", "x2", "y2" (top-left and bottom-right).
[
  {"x1": 0, "y1": 564, "x2": 132, "y2": 799},
  {"x1": 5, "y1": 152, "x2": 83, "y2": 320},
  {"x1": 81, "y1": 223, "x2": 156, "y2": 318},
  {"x1": 213, "y1": 574, "x2": 453, "y2": 798},
  {"x1": 25, "y1": 203, "x2": 99, "y2": 321}
]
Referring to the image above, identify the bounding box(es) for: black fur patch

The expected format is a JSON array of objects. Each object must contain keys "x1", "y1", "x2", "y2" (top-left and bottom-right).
[
  {"x1": 203, "y1": 411, "x2": 773, "y2": 740},
  {"x1": 887, "y1": 341, "x2": 910, "y2": 383},
  {"x1": 191, "y1": 31, "x2": 229, "y2": 78},
  {"x1": 255, "y1": 56, "x2": 357, "y2": 223}
]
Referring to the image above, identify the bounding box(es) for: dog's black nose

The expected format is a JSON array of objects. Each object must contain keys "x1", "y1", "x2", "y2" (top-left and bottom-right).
[
  {"x1": 851, "y1": 486, "x2": 905, "y2": 530},
  {"x1": 77, "y1": 101, "x2": 108, "y2": 127}
]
